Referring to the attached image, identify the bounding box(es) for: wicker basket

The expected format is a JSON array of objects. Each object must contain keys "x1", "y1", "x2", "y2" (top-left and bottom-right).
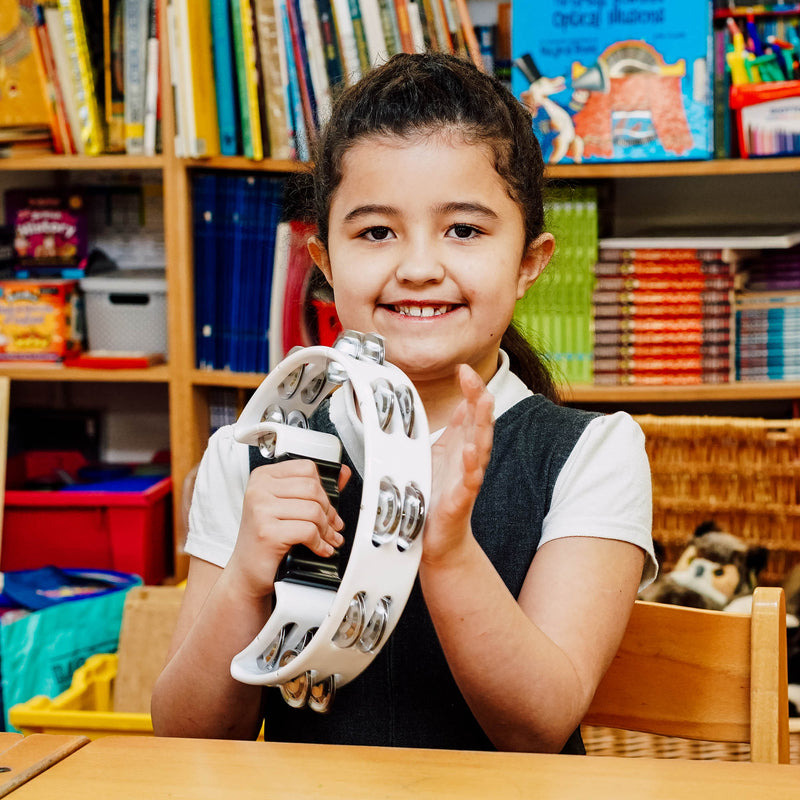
[
  {"x1": 634, "y1": 415, "x2": 800, "y2": 584},
  {"x1": 582, "y1": 723, "x2": 800, "y2": 764}
]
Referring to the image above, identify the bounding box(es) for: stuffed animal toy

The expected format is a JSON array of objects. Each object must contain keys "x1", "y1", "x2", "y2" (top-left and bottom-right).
[{"x1": 640, "y1": 521, "x2": 768, "y2": 612}]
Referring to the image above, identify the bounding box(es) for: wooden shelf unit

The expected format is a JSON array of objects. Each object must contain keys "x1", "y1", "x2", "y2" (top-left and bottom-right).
[{"x1": 4, "y1": 0, "x2": 800, "y2": 580}]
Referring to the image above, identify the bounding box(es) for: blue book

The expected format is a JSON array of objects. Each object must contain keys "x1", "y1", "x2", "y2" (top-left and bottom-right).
[
  {"x1": 511, "y1": 2, "x2": 714, "y2": 164},
  {"x1": 210, "y1": 0, "x2": 241, "y2": 155},
  {"x1": 192, "y1": 173, "x2": 218, "y2": 369},
  {"x1": 279, "y1": 0, "x2": 310, "y2": 161}
]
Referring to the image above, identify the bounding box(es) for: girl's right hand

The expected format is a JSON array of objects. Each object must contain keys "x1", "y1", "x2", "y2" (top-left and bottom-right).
[{"x1": 225, "y1": 460, "x2": 348, "y2": 600}]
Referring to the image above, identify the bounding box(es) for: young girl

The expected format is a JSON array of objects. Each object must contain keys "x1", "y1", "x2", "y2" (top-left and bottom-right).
[{"x1": 151, "y1": 52, "x2": 655, "y2": 754}]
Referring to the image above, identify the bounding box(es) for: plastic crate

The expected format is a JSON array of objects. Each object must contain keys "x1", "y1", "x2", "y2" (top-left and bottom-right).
[
  {"x1": 2, "y1": 452, "x2": 172, "y2": 585},
  {"x1": 8, "y1": 653, "x2": 152, "y2": 739},
  {"x1": 79, "y1": 269, "x2": 167, "y2": 354}
]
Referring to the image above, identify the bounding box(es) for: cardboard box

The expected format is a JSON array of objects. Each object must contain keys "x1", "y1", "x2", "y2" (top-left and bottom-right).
[
  {"x1": 0, "y1": 279, "x2": 84, "y2": 361},
  {"x1": 511, "y1": 1, "x2": 714, "y2": 164}
]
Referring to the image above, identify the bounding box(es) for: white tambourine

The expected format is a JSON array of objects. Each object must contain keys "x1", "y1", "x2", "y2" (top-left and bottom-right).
[{"x1": 230, "y1": 330, "x2": 431, "y2": 713}]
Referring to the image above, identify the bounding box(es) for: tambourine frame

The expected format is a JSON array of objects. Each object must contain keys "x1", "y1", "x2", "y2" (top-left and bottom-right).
[{"x1": 229, "y1": 332, "x2": 430, "y2": 710}]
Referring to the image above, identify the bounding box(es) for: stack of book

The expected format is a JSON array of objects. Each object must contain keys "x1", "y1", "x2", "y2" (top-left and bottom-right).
[
  {"x1": 513, "y1": 186, "x2": 597, "y2": 386},
  {"x1": 592, "y1": 247, "x2": 735, "y2": 386},
  {"x1": 192, "y1": 170, "x2": 286, "y2": 373},
  {"x1": 3, "y1": 1, "x2": 161, "y2": 157},
  {"x1": 736, "y1": 248, "x2": 800, "y2": 382},
  {"x1": 168, "y1": 0, "x2": 484, "y2": 161}
]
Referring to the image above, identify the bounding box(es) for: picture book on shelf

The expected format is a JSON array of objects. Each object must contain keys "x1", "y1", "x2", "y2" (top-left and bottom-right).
[{"x1": 511, "y1": 0, "x2": 714, "y2": 164}]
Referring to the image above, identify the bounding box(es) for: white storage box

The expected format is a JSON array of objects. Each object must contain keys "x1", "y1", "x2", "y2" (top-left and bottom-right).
[{"x1": 80, "y1": 269, "x2": 167, "y2": 354}]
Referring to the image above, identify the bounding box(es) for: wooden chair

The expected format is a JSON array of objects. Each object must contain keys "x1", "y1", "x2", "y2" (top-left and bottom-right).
[{"x1": 583, "y1": 586, "x2": 790, "y2": 763}]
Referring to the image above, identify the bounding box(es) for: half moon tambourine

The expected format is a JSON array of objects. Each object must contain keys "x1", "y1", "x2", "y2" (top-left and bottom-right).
[{"x1": 230, "y1": 330, "x2": 431, "y2": 712}]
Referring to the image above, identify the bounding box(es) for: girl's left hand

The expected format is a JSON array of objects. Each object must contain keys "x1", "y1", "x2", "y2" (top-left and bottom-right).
[{"x1": 423, "y1": 364, "x2": 495, "y2": 564}]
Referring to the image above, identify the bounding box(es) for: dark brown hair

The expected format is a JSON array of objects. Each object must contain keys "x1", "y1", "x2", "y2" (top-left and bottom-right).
[{"x1": 309, "y1": 52, "x2": 559, "y2": 402}]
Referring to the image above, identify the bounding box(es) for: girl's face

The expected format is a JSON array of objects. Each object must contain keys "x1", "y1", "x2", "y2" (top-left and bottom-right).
[{"x1": 310, "y1": 133, "x2": 553, "y2": 388}]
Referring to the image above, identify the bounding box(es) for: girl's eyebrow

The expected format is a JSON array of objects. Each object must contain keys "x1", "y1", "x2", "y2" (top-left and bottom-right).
[{"x1": 343, "y1": 201, "x2": 498, "y2": 222}]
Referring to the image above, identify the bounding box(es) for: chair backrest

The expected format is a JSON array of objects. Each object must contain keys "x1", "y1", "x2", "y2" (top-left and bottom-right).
[{"x1": 584, "y1": 586, "x2": 790, "y2": 763}]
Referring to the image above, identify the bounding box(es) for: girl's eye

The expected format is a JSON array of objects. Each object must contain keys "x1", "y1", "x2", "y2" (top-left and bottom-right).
[
  {"x1": 363, "y1": 226, "x2": 394, "y2": 241},
  {"x1": 448, "y1": 224, "x2": 479, "y2": 240}
]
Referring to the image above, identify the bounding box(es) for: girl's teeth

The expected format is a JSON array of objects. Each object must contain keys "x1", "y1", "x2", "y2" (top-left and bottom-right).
[{"x1": 396, "y1": 305, "x2": 449, "y2": 317}]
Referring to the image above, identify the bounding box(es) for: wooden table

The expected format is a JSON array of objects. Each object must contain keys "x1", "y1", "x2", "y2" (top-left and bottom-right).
[
  {"x1": 8, "y1": 735, "x2": 800, "y2": 799},
  {"x1": 0, "y1": 733, "x2": 87, "y2": 797}
]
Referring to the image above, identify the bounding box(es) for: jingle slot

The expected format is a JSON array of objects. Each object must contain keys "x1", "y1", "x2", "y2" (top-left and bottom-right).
[
  {"x1": 278, "y1": 365, "x2": 305, "y2": 398},
  {"x1": 372, "y1": 479, "x2": 402, "y2": 546},
  {"x1": 332, "y1": 592, "x2": 367, "y2": 648},
  {"x1": 398, "y1": 483, "x2": 426, "y2": 551},
  {"x1": 286, "y1": 409, "x2": 308, "y2": 428},
  {"x1": 394, "y1": 385, "x2": 415, "y2": 437},
  {"x1": 278, "y1": 650, "x2": 311, "y2": 708},
  {"x1": 333, "y1": 330, "x2": 363, "y2": 359},
  {"x1": 256, "y1": 624, "x2": 293, "y2": 672},
  {"x1": 372, "y1": 379, "x2": 395, "y2": 430},
  {"x1": 308, "y1": 675, "x2": 337, "y2": 713},
  {"x1": 300, "y1": 371, "x2": 327, "y2": 404},
  {"x1": 258, "y1": 431, "x2": 277, "y2": 459},
  {"x1": 357, "y1": 597, "x2": 391, "y2": 653},
  {"x1": 262, "y1": 403, "x2": 286, "y2": 424}
]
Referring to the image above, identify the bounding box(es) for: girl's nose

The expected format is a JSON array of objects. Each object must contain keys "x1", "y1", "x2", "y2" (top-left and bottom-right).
[{"x1": 395, "y1": 242, "x2": 446, "y2": 284}]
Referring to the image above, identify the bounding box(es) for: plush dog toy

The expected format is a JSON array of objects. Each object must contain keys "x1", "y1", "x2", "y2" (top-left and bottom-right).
[{"x1": 640, "y1": 521, "x2": 768, "y2": 612}]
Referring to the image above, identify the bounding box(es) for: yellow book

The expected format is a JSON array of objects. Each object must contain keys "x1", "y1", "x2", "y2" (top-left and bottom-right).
[
  {"x1": 184, "y1": 0, "x2": 219, "y2": 157},
  {"x1": 57, "y1": 0, "x2": 105, "y2": 154}
]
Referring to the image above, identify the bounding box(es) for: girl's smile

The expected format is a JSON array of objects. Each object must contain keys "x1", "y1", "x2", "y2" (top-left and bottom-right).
[{"x1": 310, "y1": 132, "x2": 553, "y2": 407}]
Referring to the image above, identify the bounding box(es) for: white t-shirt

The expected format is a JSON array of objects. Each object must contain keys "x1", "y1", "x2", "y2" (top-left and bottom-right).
[{"x1": 186, "y1": 351, "x2": 657, "y2": 588}]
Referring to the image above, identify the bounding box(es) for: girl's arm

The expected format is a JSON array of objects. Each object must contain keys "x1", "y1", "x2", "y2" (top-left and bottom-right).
[
  {"x1": 420, "y1": 365, "x2": 646, "y2": 752},
  {"x1": 151, "y1": 459, "x2": 346, "y2": 739}
]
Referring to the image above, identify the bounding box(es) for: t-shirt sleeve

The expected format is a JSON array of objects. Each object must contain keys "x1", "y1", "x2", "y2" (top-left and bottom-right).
[
  {"x1": 540, "y1": 411, "x2": 657, "y2": 589},
  {"x1": 185, "y1": 425, "x2": 250, "y2": 568}
]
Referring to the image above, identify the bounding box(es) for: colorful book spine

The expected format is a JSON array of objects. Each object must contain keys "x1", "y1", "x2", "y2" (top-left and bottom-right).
[
  {"x1": 279, "y1": 0, "x2": 309, "y2": 160},
  {"x1": 185, "y1": 0, "x2": 220, "y2": 156},
  {"x1": 58, "y1": 0, "x2": 105, "y2": 154},
  {"x1": 331, "y1": 0, "x2": 363, "y2": 81},
  {"x1": 315, "y1": 0, "x2": 346, "y2": 87},
  {"x1": 392, "y1": 0, "x2": 414, "y2": 52},
  {"x1": 103, "y1": 0, "x2": 126, "y2": 152},
  {"x1": 358, "y1": 0, "x2": 389, "y2": 64},
  {"x1": 253, "y1": 0, "x2": 294, "y2": 159},
  {"x1": 210, "y1": 0, "x2": 240, "y2": 155},
  {"x1": 348, "y1": 0, "x2": 372, "y2": 71},
  {"x1": 230, "y1": 0, "x2": 263, "y2": 159},
  {"x1": 143, "y1": 0, "x2": 161, "y2": 156}
]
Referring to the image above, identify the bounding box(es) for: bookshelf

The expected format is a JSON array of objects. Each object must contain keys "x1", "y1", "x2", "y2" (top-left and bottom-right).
[{"x1": 4, "y1": 2, "x2": 800, "y2": 581}]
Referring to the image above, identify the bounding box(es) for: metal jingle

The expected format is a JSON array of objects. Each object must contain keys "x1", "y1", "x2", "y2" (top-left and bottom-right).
[
  {"x1": 372, "y1": 379, "x2": 395, "y2": 430},
  {"x1": 258, "y1": 431, "x2": 277, "y2": 459},
  {"x1": 357, "y1": 596, "x2": 391, "y2": 654},
  {"x1": 308, "y1": 675, "x2": 337, "y2": 714},
  {"x1": 398, "y1": 482, "x2": 426, "y2": 551},
  {"x1": 256, "y1": 624, "x2": 290, "y2": 672},
  {"x1": 326, "y1": 359, "x2": 349, "y2": 386},
  {"x1": 373, "y1": 479, "x2": 402, "y2": 546},
  {"x1": 278, "y1": 650, "x2": 310, "y2": 708},
  {"x1": 278, "y1": 364, "x2": 305, "y2": 399},
  {"x1": 332, "y1": 592, "x2": 367, "y2": 648},
  {"x1": 261, "y1": 403, "x2": 285, "y2": 424},
  {"x1": 300, "y1": 371, "x2": 327, "y2": 404},
  {"x1": 360, "y1": 333, "x2": 385, "y2": 365},
  {"x1": 333, "y1": 329, "x2": 364, "y2": 359},
  {"x1": 286, "y1": 409, "x2": 308, "y2": 428},
  {"x1": 394, "y1": 385, "x2": 415, "y2": 437}
]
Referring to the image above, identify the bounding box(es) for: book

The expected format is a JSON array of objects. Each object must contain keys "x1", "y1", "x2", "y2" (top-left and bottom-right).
[
  {"x1": 32, "y1": 2, "x2": 75, "y2": 154},
  {"x1": 511, "y1": 1, "x2": 714, "y2": 164},
  {"x1": 230, "y1": 0, "x2": 264, "y2": 160},
  {"x1": 41, "y1": 0, "x2": 84, "y2": 152},
  {"x1": 123, "y1": 0, "x2": 149, "y2": 153},
  {"x1": 0, "y1": 2, "x2": 52, "y2": 139},
  {"x1": 143, "y1": 0, "x2": 160, "y2": 155},
  {"x1": 359, "y1": 0, "x2": 389, "y2": 65},
  {"x1": 210, "y1": 0, "x2": 240, "y2": 156},
  {"x1": 102, "y1": 0, "x2": 125, "y2": 152},
  {"x1": 253, "y1": 0, "x2": 293, "y2": 159},
  {"x1": 314, "y1": 0, "x2": 345, "y2": 89},
  {"x1": 165, "y1": 0, "x2": 186, "y2": 155},
  {"x1": 331, "y1": 0, "x2": 363, "y2": 81}
]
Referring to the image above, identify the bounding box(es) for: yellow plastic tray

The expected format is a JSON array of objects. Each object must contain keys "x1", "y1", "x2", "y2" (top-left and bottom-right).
[{"x1": 8, "y1": 653, "x2": 153, "y2": 738}]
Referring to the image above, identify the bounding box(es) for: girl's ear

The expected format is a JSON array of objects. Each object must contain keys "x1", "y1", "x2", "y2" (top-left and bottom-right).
[
  {"x1": 307, "y1": 235, "x2": 333, "y2": 285},
  {"x1": 516, "y1": 232, "x2": 555, "y2": 299}
]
